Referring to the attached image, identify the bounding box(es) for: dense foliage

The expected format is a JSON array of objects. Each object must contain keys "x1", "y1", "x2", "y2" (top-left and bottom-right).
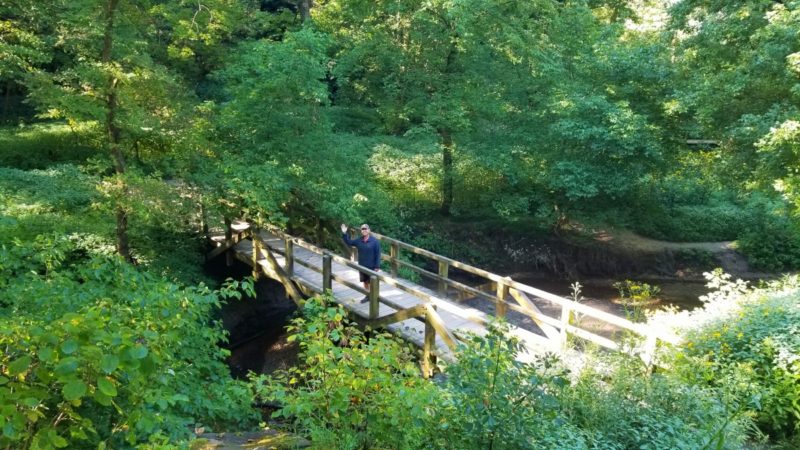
[
  {"x1": 0, "y1": 237, "x2": 258, "y2": 448},
  {"x1": 3, "y1": 0, "x2": 800, "y2": 265},
  {"x1": 255, "y1": 297, "x2": 752, "y2": 449},
  {"x1": 660, "y1": 271, "x2": 800, "y2": 443}
]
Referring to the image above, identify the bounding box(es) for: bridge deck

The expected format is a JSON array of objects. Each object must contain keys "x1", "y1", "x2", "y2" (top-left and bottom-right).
[{"x1": 213, "y1": 230, "x2": 553, "y2": 362}]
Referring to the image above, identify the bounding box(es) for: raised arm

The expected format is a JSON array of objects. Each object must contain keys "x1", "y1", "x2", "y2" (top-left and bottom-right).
[{"x1": 341, "y1": 223, "x2": 357, "y2": 246}]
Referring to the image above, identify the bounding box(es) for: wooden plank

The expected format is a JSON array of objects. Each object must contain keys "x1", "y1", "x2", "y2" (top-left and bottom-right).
[
  {"x1": 393, "y1": 259, "x2": 497, "y2": 303},
  {"x1": 422, "y1": 316, "x2": 435, "y2": 378},
  {"x1": 370, "y1": 304, "x2": 427, "y2": 328},
  {"x1": 424, "y1": 305, "x2": 458, "y2": 350},
  {"x1": 438, "y1": 261, "x2": 449, "y2": 295},
  {"x1": 565, "y1": 323, "x2": 619, "y2": 351},
  {"x1": 369, "y1": 275, "x2": 379, "y2": 319},
  {"x1": 496, "y1": 278, "x2": 508, "y2": 317},
  {"x1": 508, "y1": 288, "x2": 560, "y2": 341},
  {"x1": 252, "y1": 236, "x2": 304, "y2": 305}
]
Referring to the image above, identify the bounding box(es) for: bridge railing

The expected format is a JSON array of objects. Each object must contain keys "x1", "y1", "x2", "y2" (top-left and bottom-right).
[
  {"x1": 216, "y1": 220, "x2": 678, "y2": 370},
  {"x1": 240, "y1": 224, "x2": 458, "y2": 376},
  {"x1": 370, "y1": 230, "x2": 679, "y2": 360}
]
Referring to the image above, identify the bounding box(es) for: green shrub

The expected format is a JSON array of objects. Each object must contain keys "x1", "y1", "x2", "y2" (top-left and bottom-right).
[
  {"x1": 632, "y1": 202, "x2": 748, "y2": 242},
  {"x1": 430, "y1": 322, "x2": 588, "y2": 449},
  {"x1": 0, "y1": 239, "x2": 258, "y2": 449},
  {"x1": 252, "y1": 296, "x2": 438, "y2": 450},
  {"x1": 675, "y1": 287, "x2": 800, "y2": 439},
  {"x1": 613, "y1": 280, "x2": 661, "y2": 305},
  {"x1": 0, "y1": 123, "x2": 97, "y2": 169},
  {"x1": 562, "y1": 354, "x2": 751, "y2": 449},
  {"x1": 738, "y1": 213, "x2": 800, "y2": 272}
]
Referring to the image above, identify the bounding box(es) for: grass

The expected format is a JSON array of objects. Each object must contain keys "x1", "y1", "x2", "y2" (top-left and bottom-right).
[{"x1": 0, "y1": 121, "x2": 98, "y2": 169}]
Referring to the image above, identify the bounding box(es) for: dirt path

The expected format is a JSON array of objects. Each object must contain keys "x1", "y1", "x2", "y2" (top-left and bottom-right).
[{"x1": 592, "y1": 229, "x2": 762, "y2": 279}]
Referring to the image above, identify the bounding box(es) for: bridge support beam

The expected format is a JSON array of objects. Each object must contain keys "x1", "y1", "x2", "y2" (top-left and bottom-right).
[
  {"x1": 224, "y1": 218, "x2": 233, "y2": 267},
  {"x1": 369, "y1": 274, "x2": 379, "y2": 320},
  {"x1": 322, "y1": 253, "x2": 332, "y2": 292},
  {"x1": 422, "y1": 315, "x2": 436, "y2": 379}
]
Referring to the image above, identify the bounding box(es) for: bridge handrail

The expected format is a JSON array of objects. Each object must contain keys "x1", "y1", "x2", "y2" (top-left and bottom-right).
[
  {"x1": 252, "y1": 225, "x2": 461, "y2": 352},
  {"x1": 370, "y1": 229, "x2": 679, "y2": 346}
]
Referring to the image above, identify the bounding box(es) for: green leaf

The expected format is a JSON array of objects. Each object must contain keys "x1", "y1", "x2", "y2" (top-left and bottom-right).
[
  {"x1": 97, "y1": 377, "x2": 117, "y2": 397},
  {"x1": 55, "y1": 357, "x2": 78, "y2": 377},
  {"x1": 39, "y1": 347, "x2": 55, "y2": 362},
  {"x1": 60, "y1": 340, "x2": 78, "y2": 355},
  {"x1": 129, "y1": 345, "x2": 148, "y2": 359},
  {"x1": 62, "y1": 380, "x2": 87, "y2": 401},
  {"x1": 3, "y1": 422, "x2": 17, "y2": 439},
  {"x1": 48, "y1": 429, "x2": 68, "y2": 448},
  {"x1": 100, "y1": 354, "x2": 119, "y2": 374},
  {"x1": 8, "y1": 355, "x2": 32, "y2": 376},
  {"x1": 94, "y1": 390, "x2": 113, "y2": 407}
]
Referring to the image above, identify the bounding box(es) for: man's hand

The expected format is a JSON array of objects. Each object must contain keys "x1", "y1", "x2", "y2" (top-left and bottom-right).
[{"x1": 340, "y1": 223, "x2": 347, "y2": 233}]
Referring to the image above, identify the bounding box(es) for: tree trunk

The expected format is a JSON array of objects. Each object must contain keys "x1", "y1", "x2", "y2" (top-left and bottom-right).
[
  {"x1": 299, "y1": 0, "x2": 312, "y2": 22},
  {"x1": 2, "y1": 81, "x2": 12, "y2": 123},
  {"x1": 437, "y1": 31, "x2": 458, "y2": 216},
  {"x1": 439, "y1": 128, "x2": 454, "y2": 216},
  {"x1": 102, "y1": 0, "x2": 133, "y2": 262}
]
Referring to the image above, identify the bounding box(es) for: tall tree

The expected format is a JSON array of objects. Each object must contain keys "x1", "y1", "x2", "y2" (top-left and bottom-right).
[
  {"x1": 0, "y1": 1, "x2": 53, "y2": 121},
  {"x1": 316, "y1": 0, "x2": 563, "y2": 216},
  {"x1": 667, "y1": 0, "x2": 800, "y2": 192},
  {"x1": 23, "y1": 0, "x2": 238, "y2": 261}
]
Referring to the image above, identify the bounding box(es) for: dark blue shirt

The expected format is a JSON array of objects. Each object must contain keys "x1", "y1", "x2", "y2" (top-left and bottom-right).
[{"x1": 342, "y1": 233, "x2": 381, "y2": 269}]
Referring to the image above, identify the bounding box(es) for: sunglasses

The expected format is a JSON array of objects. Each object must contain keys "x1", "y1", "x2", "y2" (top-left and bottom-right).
[{"x1": 361, "y1": 227, "x2": 369, "y2": 230}]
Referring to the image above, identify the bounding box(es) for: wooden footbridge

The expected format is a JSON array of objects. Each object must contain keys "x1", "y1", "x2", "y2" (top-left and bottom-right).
[{"x1": 208, "y1": 220, "x2": 678, "y2": 376}]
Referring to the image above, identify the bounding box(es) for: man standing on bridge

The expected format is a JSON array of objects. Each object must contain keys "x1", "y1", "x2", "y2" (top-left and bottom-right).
[{"x1": 341, "y1": 223, "x2": 381, "y2": 303}]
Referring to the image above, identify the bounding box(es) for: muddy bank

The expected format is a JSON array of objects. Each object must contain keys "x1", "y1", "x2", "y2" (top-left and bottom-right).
[{"x1": 430, "y1": 224, "x2": 764, "y2": 281}]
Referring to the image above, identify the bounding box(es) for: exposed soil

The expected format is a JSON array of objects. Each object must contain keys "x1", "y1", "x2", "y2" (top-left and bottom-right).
[
  {"x1": 429, "y1": 220, "x2": 770, "y2": 282},
  {"x1": 594, "y1": 229, "x2": 759, "y2": 278}
]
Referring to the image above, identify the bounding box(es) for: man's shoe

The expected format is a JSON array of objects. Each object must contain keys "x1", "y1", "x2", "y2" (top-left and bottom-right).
[{"x1": 360, "y1": 296, "x2": 370, "y2": 304}]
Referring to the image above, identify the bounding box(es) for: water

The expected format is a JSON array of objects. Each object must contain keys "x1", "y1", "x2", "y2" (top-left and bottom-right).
[{"x1": 514, "y1": 276, "x2": 707, "y2": 311}]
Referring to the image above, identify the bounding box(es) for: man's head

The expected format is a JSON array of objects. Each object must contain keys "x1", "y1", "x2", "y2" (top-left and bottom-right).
[{"x1": 360, "y1": 224, "x2": 370, "y2": 237}]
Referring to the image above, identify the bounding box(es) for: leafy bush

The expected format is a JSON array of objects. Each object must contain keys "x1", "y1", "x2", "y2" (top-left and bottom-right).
[
  {"x1": 613, "y1": 280, "x2": 661, "y2": 305},
  {"x1": 430, "y1": 322, "x2": 588, "y2": 449},
  {"x1": 561, "y1": 354, "x2": 750, "y2": 449},
  {"x1": 0, "y1": 123, "x2": 97, "y2": 169},
  {"x1": 674, "y1": 281, "x2": 800, "y2": 439},
  {"x1": 252, "y1": 296, "x2": 438, "y2": 450},
  {"x1": 633, "y1": 202, "x2": 748, "y2": 242},
  {"x1": 0, "y1": 165, "x2": 96, "y2": 213},
  {"x1": 738, "y1": 206, "x2": 800, "y2": 271},
  {"x1": 0, "y1": 239, "x2": 258, "y2": 449}
]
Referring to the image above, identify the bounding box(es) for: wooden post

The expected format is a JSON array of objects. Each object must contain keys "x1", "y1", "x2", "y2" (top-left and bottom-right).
[
  {"x1": 437, "y1": 261, "x2": 449, "y2": 295},
  {"x1": 390, "y1": 242, "x2": 399, "y2": 277},
  {"x1": 224, "y1": 218, "x2": 233, "y2": 267},
  {"x1": 322, "y1": 253, "x2": 332, "y2": 292},
  {"x1": 285, "y1": 237, "x2": 294, "y2": 277},
  {"x1": 560, "y1": 304, "x2": 571, "y2": 350},
  {"x1": 422, "y1": 315, "x2": 436, "y2": 378},
  {"x1": 252, "y1": 234, "x2": 261, "y2": 280},
  {"x1": 496, "y1": 278, "x2": 509, "y2": 317},
  {"x1": 369, "y1": 274, "x2": 379, "y2": 320}
]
